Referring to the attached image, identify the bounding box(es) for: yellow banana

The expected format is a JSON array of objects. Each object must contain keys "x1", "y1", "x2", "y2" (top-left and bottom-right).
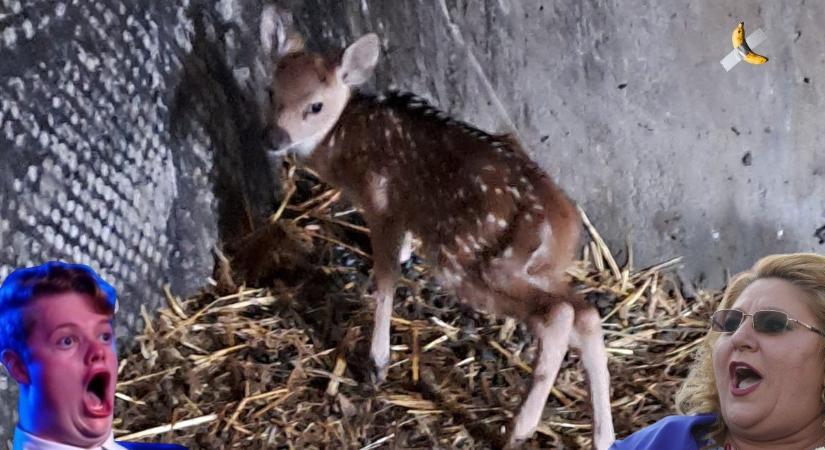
[
  {"x1": 732, "y1": 22, "x2": 745, "y2": 48},
  {"x1": 742, "y1": 50, "x2": 768, "y2": 64},
  {"x1": 731, "y1": 22, "x2": 768, "y2": 65}
]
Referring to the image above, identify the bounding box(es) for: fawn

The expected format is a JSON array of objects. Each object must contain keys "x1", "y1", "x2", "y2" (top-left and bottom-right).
[{"x1": 261, "y1": 9, "x2": 614, "y2": 448}]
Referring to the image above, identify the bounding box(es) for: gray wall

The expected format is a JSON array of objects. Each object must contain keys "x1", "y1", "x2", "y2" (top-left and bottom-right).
[{"x1": 1, "y1": 0, "x2": 824, "y2": 444}]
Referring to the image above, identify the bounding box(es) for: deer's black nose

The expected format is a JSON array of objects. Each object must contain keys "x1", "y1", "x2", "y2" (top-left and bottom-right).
[{"x1": 263, "y1": 125, "x2": 290, "y2": 152}]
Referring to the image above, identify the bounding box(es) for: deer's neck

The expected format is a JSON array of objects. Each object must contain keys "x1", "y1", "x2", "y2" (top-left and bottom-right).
[{"x1": 305, "y1": 93, "x2": 380, "y2": 186}]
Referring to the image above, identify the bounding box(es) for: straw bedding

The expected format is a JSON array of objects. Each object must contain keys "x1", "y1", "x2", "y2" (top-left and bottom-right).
[{"x1": 113, "y1": 162, "x2": 720, "y2": 449}]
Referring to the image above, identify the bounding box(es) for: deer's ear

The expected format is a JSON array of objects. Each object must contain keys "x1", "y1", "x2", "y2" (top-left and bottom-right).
[
  {"x1": 280, "y1": 34, "x2": 305, "y2": 56},
  {"x1": 337, "y1": 33, "x2": 380, "y2": 87},
  {"x1": 261, "y1": 5, "x2": 304, "y2": 58}
]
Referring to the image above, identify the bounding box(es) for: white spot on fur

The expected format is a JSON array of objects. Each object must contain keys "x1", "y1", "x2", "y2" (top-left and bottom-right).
[
  {"x1": 479, "y1": 183, "x2": 488, "y2": 193},
  {"x1": 399, "y1": 231, "x2": 414, "y2": 263},
  {"x1": 441, "y1": 246, "x2": 460, "y2": 268},
  {"x1": 497, "y1": 219, "x2": 507, "y2": 228},
  {"x1": 521, "y1": 224, "x2": 553, "y2": 290},
  {"x1": 440, "y1": 267, "x2": 464, "y2": 288},
  {"x1": 466, "y1": 235, "x2": 482, "y2": 251},
  {"x1": 495, "y1": 187, "x2": 503, "y2": 195},
  {"x1": 486, "y1": 213, "x2": 496, "y2": 224},
  {"x1": 370, "y1": 174, "x2": 389, "y2": 212},
  {"x1": 440, "y1": 245, "x2": 453, "y2": 257},
  {"x1": 503, "y1": 246, "x2": 513, "y2": 258}
]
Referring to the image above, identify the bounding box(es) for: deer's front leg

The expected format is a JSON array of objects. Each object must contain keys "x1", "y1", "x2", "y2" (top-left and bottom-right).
[
  {"x1": 368, "y1": 223, "x2": 402, "y2": 384},
  {"x1": 370, "y1": 275, "x2": 394, "y2": 383}
]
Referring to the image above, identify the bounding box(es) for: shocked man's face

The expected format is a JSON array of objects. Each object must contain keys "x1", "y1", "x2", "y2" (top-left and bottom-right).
[{"x1": 14, "y1": 292, "x2": 117, "y2": 446}]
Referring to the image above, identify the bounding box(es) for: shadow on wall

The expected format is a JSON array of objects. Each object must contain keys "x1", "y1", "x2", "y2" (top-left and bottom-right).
[
  {"x1": 164, "y1": 1, "x2": 343, "y2": 292},
  {"x1": 168, "y1": 1, "x2": 279, "y2": 247}
]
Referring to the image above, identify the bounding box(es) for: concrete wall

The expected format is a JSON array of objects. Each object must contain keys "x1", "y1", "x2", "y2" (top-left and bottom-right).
[
  {"x1": 0, "y1": 0, "x2": 278, "y2": 440},
  {"x1": 1, "y1": 0, "x2": 824, "y2": 443}
]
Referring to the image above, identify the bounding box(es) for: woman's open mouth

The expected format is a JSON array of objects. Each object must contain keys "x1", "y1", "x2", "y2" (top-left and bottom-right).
[
  {"x1": 729, "y1": 361, "x2": 763, "y2": 396},
  {"x1": 83, "y1": 370, "x2": 113, "y2": 418}
]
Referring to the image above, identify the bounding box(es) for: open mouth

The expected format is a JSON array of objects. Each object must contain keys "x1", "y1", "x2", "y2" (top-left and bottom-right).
[
  {"x1": 83, "y1": 370, "x2": 112, "y2": 418},
  {"x1": 729, "y1": 362, "x2": 763, "y2": 396}
]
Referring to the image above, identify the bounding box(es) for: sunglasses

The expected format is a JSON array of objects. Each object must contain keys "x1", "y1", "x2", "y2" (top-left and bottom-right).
[{"x1": 710, "y1": 309, "x2": 825, "y2": 337}]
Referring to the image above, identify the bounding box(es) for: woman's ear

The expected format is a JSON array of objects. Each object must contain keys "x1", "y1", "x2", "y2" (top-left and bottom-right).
[{"x1": 1, "y1": 349, "x2": 30, "y2": 385}]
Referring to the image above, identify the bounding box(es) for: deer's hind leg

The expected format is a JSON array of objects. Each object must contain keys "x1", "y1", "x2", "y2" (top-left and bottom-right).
[
  {"x1": 508, "y1": 302, "x2": 575, "y2": 447},
  {"x1": 569, "y1": 305, "x2": 615, "y2": 449}
]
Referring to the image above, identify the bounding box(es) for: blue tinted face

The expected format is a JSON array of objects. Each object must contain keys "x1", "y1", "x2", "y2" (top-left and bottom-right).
[{"x1": 16, "y1": 293, "x2": 117, "y2": 447}]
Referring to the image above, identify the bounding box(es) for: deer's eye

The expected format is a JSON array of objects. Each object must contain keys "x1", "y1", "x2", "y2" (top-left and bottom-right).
[{"x1": 309, "y1": 102, "x2": 323, "y2": 114}]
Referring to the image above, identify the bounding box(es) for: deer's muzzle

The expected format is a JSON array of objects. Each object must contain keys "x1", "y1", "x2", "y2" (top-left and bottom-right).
[{"x1": 263, "y1": 124, "x2": 291, "y2": 155}]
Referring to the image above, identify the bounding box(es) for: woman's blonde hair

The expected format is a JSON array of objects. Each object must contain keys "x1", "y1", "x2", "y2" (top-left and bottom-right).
[{"x1": 675, "y1": 253, "x2": 825, "y2": 446}]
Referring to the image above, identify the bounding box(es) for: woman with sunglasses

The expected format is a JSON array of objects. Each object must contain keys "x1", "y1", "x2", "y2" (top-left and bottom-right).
[{"x1": 612, "y1": 253, "x2": 825, "y2": 450}]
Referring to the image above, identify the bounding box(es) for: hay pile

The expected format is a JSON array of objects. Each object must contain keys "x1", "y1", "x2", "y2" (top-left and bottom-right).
[{"x1": 113, "y1": 163, "x2": 721, "y2": 449}]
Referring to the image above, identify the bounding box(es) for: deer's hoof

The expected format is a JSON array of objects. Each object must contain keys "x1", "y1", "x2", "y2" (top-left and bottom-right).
[
  {"x1": 504, "y1": 436, "x2": 527, "y2": 450},
  {"x1": 369, "y1": 348, "x2": 389, "y2": 386},
  {"x1": 369, "y1": 361, "x2": 388, "y2": 386}
]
